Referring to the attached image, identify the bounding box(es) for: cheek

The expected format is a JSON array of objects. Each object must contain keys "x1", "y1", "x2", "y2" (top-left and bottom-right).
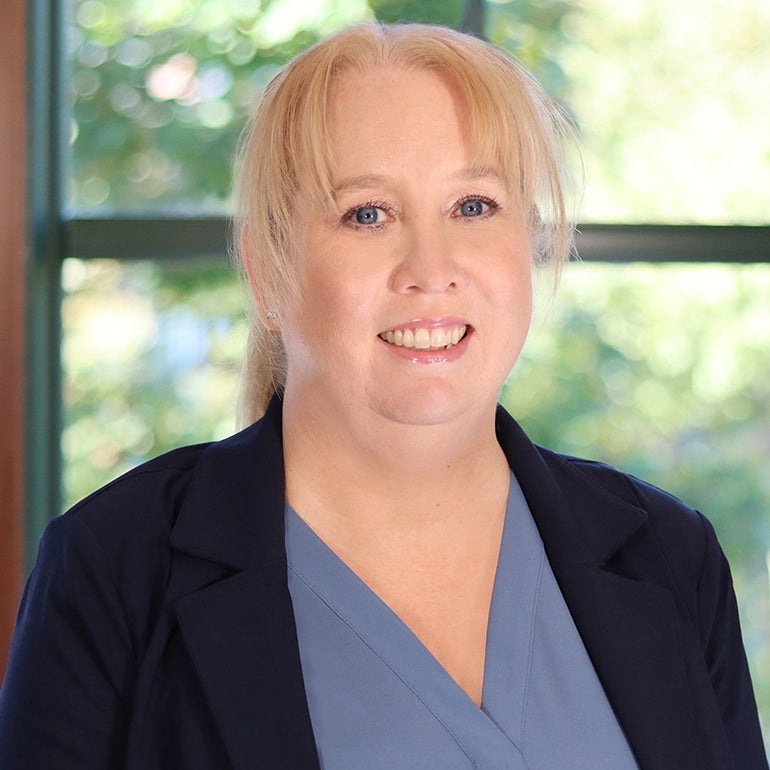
[
  {"x1": 491, "y1": 245, "x2": 533, "y2": 315},
  {"x1": 284, "y1": 263, "x2": 378, "y2": 358},
  {"x1": 306, "y1": 279, "x2": 374, "y2": 332}
]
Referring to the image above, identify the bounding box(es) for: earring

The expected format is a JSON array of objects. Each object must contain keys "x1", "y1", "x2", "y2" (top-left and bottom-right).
[{"x1": 266, "y1": 311, "x2": 278, "y2": 319}]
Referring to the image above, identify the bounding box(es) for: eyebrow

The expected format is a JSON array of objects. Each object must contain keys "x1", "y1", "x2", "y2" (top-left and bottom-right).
[
  {"x1": 331, "y1": 175, "x2": 389, "y2": 197},
  {"x1": 450, "y1": 166, "x2": 507, "y2": 185},
  {"x1": 331, "y1": 168, "x2": 506, "y2": 197}
]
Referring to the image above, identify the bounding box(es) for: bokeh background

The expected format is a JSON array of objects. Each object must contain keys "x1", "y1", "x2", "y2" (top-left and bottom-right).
[{"x1": 61, "y1": 0, "x2": 770, "y2": 742}]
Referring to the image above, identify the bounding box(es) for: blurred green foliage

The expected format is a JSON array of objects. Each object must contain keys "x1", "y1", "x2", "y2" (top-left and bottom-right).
[
  {"x1": 549, "y1": 0, "x2": 770, "y2": 223},
  {"x1": 64, "y1": 0, "x2": 770, "y2": 747},
  {"x1": 369, "y1": 0, "x2": 463, "y2": 26},
  {"x1": 62, "y1": 257, "x2": 246, "y2": 496},
  {"x1": 69, "y1": 0, "x2": 770, "y2": 220},
  {"x1": 69, "y1": 0, "x2": 360, "y2": 208},
  {"x1": 62, "y1": 259, "x2": 770, "y2": 739},
  {"x1": 67, "y1": 0, "x2": 582, "y2": 209}
]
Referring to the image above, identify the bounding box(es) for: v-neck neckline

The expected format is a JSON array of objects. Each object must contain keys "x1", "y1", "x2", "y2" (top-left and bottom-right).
[{"x1": 285, "y1": 472, "x2": 540, "y2": 763}]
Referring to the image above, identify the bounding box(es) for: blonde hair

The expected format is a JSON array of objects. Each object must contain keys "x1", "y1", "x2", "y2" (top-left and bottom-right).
[{"x1": 233, "y1": 22, "x2": 577, "y2": 426}]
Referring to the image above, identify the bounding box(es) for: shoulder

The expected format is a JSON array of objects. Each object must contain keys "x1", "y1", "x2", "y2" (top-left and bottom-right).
[
  {"x1": 48, "y1": 441, "x2": 214, "y2": 553},
  {"x1": 540, "y1": 448, "x2": 720, "y2": 605},
  {"x1": 34, "y1": 401, "x2": 284, "y2": 594},
  {"x1": 25, "y1": 443, "x2": 219, "y2": 647},
  {"x1": 495, "y1": 405, "x2": 714, "y2": 575},
  {"x1": 525, "y1": 451, "x2": 766, "y2": 768},
  {"x1": 555, "y1": 450, "x2": 710, "y2": 538},
  {"x1": 49, "y1": 397, "x2": 282, "y2": 546}
]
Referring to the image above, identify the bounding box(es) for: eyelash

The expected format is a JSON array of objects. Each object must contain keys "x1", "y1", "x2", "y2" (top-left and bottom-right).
[
  {"x1": 342, "y1": 199, "x2": 394, "y2": 231},
  {"x1": 453, "y1": 195, "x2": 500, "y2": 219},
  {"x1": 341, "y1": 194, "x2": 501, "y2": 231}
]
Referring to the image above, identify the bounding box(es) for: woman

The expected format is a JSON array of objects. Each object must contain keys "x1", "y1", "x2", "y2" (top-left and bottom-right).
[{"x1": 0, "y1": 23, "x2": 766, "y2": 769}]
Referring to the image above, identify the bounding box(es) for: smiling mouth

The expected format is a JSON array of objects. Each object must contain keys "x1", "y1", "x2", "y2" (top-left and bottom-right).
[{"x1": 378, "y1": 324, "x2": 468, "y2": 350}]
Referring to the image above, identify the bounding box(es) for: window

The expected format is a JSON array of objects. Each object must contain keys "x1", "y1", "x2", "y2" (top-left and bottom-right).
[{"x1": 24, "y1": 0, "x2": 770, "y2": 742}]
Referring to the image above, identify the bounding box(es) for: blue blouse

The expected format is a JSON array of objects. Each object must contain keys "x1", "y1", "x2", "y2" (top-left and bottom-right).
[{"x1": 285, "y1": 473, "x2": 638, "y2": 769}]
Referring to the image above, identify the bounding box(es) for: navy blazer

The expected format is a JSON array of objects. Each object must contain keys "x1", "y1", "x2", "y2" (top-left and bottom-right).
[{"x1": 0, "y1": 397, "x2": 766, "y2": 769}]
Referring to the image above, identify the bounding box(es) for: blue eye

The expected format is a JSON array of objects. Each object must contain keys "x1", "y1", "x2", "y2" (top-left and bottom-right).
[
  {"x1": 353, "y1": 205, "x2": 386, "y2": 225},
  {"x1": 458, "y1": 198, "x2": 490, "y2": 217}
]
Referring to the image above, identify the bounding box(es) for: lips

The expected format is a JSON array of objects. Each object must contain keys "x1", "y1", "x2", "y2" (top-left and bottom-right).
[{"x1": 378, "y1": 324, "x2": 468, "y2": 350}]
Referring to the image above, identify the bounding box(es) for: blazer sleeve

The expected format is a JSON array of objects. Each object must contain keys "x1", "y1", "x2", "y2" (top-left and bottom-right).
[
  {"x1": 0, "y1": 513, "x2": 134, "y2": 767},
  {"x1": 695, "y1": 513, "x2": 768, "y2": 769}
]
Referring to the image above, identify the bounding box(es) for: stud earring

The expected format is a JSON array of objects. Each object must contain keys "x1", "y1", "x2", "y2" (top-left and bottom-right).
[{"x1": 266, "y1": 311, "x2": 278, "y2": 319}]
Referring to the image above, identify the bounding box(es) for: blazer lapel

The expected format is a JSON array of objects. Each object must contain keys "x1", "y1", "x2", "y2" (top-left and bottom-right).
[
  {"x1": 173, "y1": 566, "x2": 318, "y2": 770},
  {"x1": 154, "y1": 400, "x2": 721, "y2": 769},
  {"x1": 553, "y1": 567, "x2": 703, "y2": 769},
  {"x1": 495, "y1": 407, "x2": 706, "y2": 769},
  {"x1": 167, "y1": 398, "x2": 320, "y2": 770}
]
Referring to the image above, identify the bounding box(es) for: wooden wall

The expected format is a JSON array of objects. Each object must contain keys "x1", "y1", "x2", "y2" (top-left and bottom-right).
[{"x1": 0, "y1": 0, "x2": 27, "y2": 678}]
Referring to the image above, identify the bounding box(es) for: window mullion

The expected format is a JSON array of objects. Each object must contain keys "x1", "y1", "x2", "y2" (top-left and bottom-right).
[
  {"x1": 26, "y1": 0, "x2": 67, "y2": 563},
  {"x1": 67, "y1": 218, "x2": 770, "y2": 264}
]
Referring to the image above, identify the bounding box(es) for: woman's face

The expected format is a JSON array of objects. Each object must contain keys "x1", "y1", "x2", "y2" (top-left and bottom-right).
[{"x1": 278, "y1": 65, "x2": 533, "y2": 430}]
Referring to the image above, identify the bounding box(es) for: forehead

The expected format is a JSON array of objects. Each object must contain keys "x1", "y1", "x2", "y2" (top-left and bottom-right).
[
  {"x1": 324, "y1": 66, "x2": 472, "y2": 172},
  {"x1": 328, "y1": 64, "x2": 465, "y2": 122},
  {"x1": 328, "y1": 64, "x2": 462, "y2": 106}
]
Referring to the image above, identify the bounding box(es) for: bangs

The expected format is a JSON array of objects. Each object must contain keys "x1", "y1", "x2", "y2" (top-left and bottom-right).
[
  {"x1": 258, "y1": 23, "x2": 576, "y2": 258},
  {"x1": 232, "y1": 22, "x2": 578, "y2": 421}
]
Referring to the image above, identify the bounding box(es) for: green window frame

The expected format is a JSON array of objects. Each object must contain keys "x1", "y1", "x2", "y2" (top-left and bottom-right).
[{"x1": 26, "y1": 0, "x2": 770, "y2": 566}]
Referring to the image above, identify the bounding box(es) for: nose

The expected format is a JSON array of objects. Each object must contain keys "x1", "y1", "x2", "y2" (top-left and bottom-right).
[{"x1": 389, "y1": 223, "x2": 469, "y2": 294}]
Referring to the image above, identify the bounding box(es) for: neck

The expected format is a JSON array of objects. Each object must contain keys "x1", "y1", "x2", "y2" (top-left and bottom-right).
[{"x1": 281, "y1": 390, "x2": 510, "y2": 540}]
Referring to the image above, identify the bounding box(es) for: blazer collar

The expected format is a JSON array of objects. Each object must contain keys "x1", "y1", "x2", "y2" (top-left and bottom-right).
[
  {"x1": 168, "y1": 396, "x2": 320, "y2": 770},
  {"x1": 494, "y1": 407, "x2": 709, "y2": 768},
  {"x1": 169, "y1": 395, "x2": 287, "y2": 570},
  {"x1": 494, "y1": 404, "x2": 648, "y2": 567},
  {"x1": 170, "y1": 399, "x2": 650, "y2": 572},
  {"x1": 167, "y1": 399, "x2": 708, "y2": 770}
]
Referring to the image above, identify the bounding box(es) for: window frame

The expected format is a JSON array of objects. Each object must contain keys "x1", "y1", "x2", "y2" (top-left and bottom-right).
[
  {"x1": 70, "y1": 217, "x2": 770, "y2": 264},
  {"x1": 1, "y1": 0, "x2": 767, "y2": 696},
  {"x1": 23, "y1": 0, "x2": 770, "y2": 561}
]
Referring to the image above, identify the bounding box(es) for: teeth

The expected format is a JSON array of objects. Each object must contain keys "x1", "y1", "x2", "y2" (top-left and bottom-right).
[
  {"x1": 430, "y1": 328, "x2": 447, "y2": 348},
  {"x1": 414, "y1": 329, "x2": 430, "y2": 349},
  {"x1": 380, "y1": 325, "x2": 467, "y2": 350}
]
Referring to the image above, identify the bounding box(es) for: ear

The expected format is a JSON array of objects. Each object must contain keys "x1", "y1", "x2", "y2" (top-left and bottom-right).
[{"x1": 241, "y1": 231, "x2": 281, "y2": 332}]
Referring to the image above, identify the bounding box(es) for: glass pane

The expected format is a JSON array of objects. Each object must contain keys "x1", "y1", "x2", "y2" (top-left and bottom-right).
[
  {"x1": 504, "y1": 262, "x2": 770, "y2": 739},
  {"x1": 62, "y1": 259, "x2": 770, "y2": 741},
  {"x1": 70, "y1": 0, "x2": 770, "y2": 222},
  {"x1": 67, "y1": 0, "x2": 373, "y2": 211},
  {"x1": 487, "y1": 0, "x2": 770, "y2": 223},
  {"x1": 66, "y1": 0, "x2": 468, "y2": 212},
  {"x1": 61, "y1": 256, "x2": 246, "y2": 500}
]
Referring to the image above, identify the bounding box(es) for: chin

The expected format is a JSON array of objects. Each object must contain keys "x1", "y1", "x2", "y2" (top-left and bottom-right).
[
  {"x1": 372, "y1": 383, "x2": 488, "y2": 428},
  {"x1": 380, "y1": 407, "x2": 461, "y2": 427}
]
